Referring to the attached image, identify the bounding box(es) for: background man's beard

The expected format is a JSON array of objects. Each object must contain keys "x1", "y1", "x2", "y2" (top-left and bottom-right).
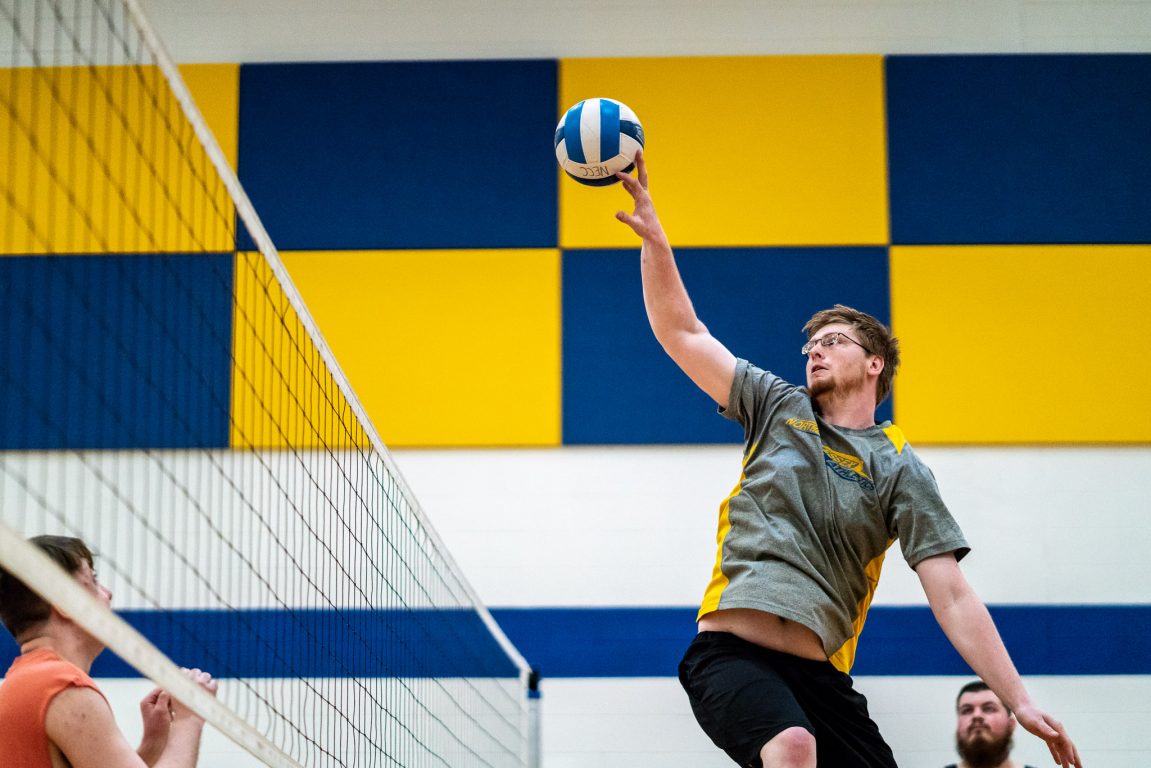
[{"x1": 956, "y1": 729, "x2": 1013, "y2": 767}]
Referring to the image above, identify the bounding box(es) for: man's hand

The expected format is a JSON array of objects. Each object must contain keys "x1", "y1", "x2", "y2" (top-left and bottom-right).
[
  {"x1": 615, "y1": 150, "x2": 661, "y2": 241},
  {"x1": 1013, "y1": 702, "x2": 1083, "y2": 768},
  {"x1": 137, "y1": 688, "x2": 173, "y2": 766},
  {"x1": 169, "y1": 668, "x2": 218, "y2": 726}
]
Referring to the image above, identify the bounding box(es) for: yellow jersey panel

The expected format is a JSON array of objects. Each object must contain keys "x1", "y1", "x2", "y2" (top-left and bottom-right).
[{"x1": 829, "y1": 542, "x2": 892, "y2": 674}]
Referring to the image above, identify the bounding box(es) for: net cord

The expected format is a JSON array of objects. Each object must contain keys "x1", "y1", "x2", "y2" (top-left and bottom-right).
[
  {"x1": 118, "y1": 0, "x2": 534, "y2": 717},
  {"x1": 0, "y1": 519, "x2": 302, "y2": 768}
]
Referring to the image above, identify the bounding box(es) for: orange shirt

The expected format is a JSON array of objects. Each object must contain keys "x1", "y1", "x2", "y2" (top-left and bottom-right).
[{"x1": 0, "y1": 648, "x2": 106, "y2": 768}]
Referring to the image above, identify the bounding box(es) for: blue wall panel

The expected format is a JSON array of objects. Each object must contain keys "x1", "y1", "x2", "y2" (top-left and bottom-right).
[
  {"x1": 887, "y1": 54, "x2": 1151, "y2": 245},
  {"x1": 562, "y1": 247, "x2": 891, "y2": 444},
  {"x1": 0, "y1": 254, "x2": 233, "y2": 450},
  {"x1": 238, "y1": 60, "x2": 559, "y2": 250}
]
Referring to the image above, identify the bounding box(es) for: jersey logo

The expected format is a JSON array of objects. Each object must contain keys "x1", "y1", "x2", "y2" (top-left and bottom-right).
[
  {"x1": 822, "y1": 447, "x2": 875, "y2": 491},
  {"x1": 786, "y1": 417, "x2": 820, "y2": 435}
]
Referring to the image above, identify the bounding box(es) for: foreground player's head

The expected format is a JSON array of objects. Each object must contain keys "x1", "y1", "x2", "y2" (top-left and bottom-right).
[
  {"x1": 0, "y1": 535, "x2": 109, "y2": 643},
  {"x1": 802, "y1": 305, "x2": 900, "y2": 406},
  {"x1": 955, "y1": 681, "x2": 1017, "y2": 767}
]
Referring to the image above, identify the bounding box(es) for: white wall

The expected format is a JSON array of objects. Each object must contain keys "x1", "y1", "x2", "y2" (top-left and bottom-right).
[
  {"x1": 144, "y1": 0, "x2": 1151, "y2": 62},
  {"x1": 390, "y1": 445, "x2": 1151, "y2": 608},
  {"x1": 534, "y1": 675, "x2": 1151, "y2": 768}
]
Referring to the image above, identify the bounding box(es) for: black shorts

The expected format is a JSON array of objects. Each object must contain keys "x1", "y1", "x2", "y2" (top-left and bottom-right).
[{"x1": 678, "y1": 631, "x2": 897, "y2": 768}]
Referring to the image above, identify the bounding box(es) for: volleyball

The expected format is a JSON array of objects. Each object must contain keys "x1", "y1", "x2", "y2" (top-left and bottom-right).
[{"x1": 554, "y1": 97, "x2": 645, "y2": 186}]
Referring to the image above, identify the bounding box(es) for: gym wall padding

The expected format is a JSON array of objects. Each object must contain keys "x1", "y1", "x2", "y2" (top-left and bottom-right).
[{"x1": 4, "y1": 55, "x2": 1150, "y2": 450}]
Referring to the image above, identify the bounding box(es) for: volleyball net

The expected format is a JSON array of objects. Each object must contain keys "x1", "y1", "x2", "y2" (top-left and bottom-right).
[{"x1": 0, "y1": 1, "x2": 534, "y2": 766}]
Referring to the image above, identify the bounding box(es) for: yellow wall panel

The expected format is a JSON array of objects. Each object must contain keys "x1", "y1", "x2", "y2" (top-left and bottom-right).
[
  {"x1": 558, "y1": 56, "x2": 888, "y2": 249},
  {"x1": 236, "y1": 249, "x2": 562, "y2": 448},
  {"x1": 180, "y1": 64, "x2": 240, "y2": 171},
  {"x1": 231, "y1": 251, "x2": 371, "y2": 450},
  {"x1": 891, "y1": 245, "x2": 1151, "y2": 443},
  {"x1": 1, "y1": 64, "x2": 237, "y2": 255}
]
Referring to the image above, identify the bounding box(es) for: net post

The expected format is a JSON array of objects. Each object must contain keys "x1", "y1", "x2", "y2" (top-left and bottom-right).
[{"x1": 528, "y1": 666, "x2": 542, "y2": 768}]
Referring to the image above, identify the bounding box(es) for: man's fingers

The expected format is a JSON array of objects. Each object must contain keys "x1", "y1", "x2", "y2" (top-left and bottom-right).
[
  {"x1": 157, "y1": 690, "x2": 175, "y2": 720},
  {"x1": 180, "y1": 666, "x2": 218, "y2": 695},
  {"x1": 616, "y1": 211, "x2": 640, "y2": 230},
  {"x1": 616, "y1": 169, "x2": 640, "y2": 193},
  {"x1": 634, "y1": 149, "x2": 647, "y2": 189},
  {"x1": 1043, "y1": 725, "x2": 1082, "y2": 768},
  {"x1": 1044, "y1": 716, "x2": 1066, "y2": 742},
  {"x1": 1056, "y1": 735, "x2": 1081, "y2": 768},
  {"x1": 197, "y1": 671, "x2": 219, "y2": 696}
]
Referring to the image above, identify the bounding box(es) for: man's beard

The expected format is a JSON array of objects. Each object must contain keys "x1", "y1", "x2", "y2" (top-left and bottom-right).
[
  {"x1": 808, "y1": 366, "x2": 865, "y2": 401},
  {"x1": 956, "y1": 728, "x2": 1013, "y2": 768},
  {"x1": 809, "y1": 376, "x2": 834, "y2": 398}
]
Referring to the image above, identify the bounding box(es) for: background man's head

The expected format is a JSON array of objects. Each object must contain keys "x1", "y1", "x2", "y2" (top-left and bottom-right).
[
  {"x1": 0, "y1": 535, "x2": 96, "y2": 642},
  {"x1": 955, "y1": 680, "x2": 1016, "y2": 767}
]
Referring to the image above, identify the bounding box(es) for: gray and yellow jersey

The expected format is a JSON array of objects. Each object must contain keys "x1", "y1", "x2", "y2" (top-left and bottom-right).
[{"x1": 700, "y1": 359, "x2": 969, "y2": 673}]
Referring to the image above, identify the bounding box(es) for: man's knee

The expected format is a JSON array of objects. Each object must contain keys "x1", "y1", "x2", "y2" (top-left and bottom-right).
[{"x1": 760, "y1": 726, "x2": 816, "y2": 768}]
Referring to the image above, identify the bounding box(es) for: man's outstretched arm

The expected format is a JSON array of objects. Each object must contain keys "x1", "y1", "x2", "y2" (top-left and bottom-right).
[
  {"x1": 916, "y1": 554, "x2": 1083, "y2": 768},
  {"x1": 616, "y1": 151, "x2": 736, "y2": 408}
]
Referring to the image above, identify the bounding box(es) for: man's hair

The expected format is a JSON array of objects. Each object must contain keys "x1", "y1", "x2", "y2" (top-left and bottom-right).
[
  {"x1": 802, "y1": 304, "x2": 901, "y2": 405},
  {"x1": 955, "y1": 680, "x2": 1013, "y2": 716},
  {"x1": 0, "y1": 535, "x2": 94, "y2": 640},
  {"x1": 956, "y1": 679, "x2": 992, "y2": 707}
]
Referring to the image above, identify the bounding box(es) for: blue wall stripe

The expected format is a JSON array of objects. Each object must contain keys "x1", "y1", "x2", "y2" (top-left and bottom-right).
[
  {"x1": 562, "y1": 247, "x2": 892, "y2": 444},
  {"x1": 887, "y1": 54, "x2": 1151, "y2": 245},
  {"x1": 0, "y1": 254, "x2": 234, "y2": 450},
  {"x1": 1, "y1": 609, "x2": 521, "y2": 679},
  {"x1": 490, "y1": 605, "x2": 1151, "y2": 678},
  {"x1": 4, "y1": 606, "x2": 1144, "y2": 679}
]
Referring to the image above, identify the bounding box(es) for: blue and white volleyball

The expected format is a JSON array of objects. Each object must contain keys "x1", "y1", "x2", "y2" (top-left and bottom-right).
[{"x1": 554, "y1": 98, "x2": 645, "y2": 186}]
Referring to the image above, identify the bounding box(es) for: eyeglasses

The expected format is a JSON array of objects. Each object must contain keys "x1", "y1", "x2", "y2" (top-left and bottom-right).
[{"x1": 801, "y1": 332, "x2": 872, "y2": 356}]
